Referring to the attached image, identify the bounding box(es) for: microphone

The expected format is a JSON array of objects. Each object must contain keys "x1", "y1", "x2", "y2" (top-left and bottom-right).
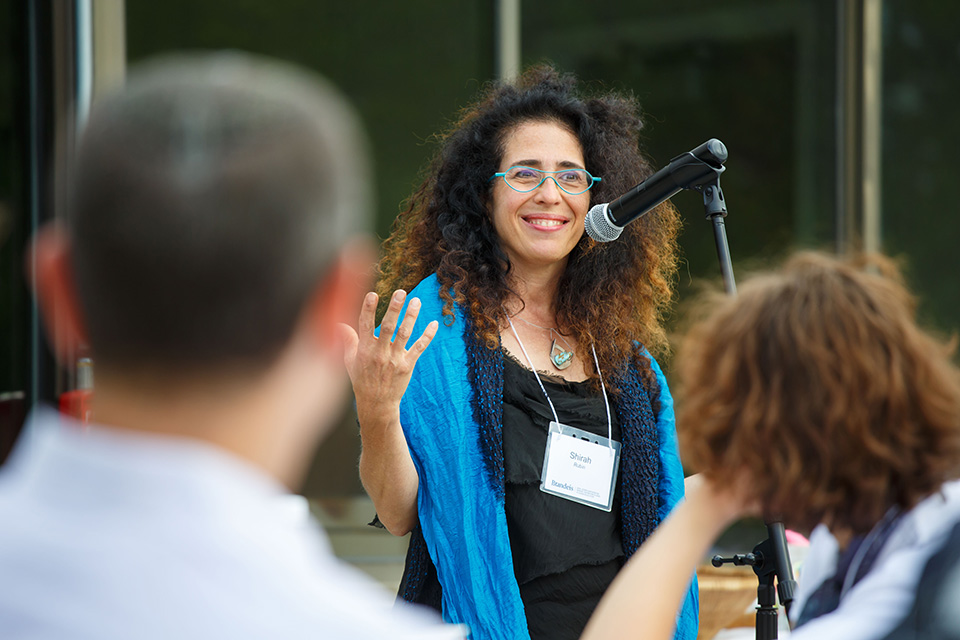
[{"x1": 584, "y1": 138, "x2": 728, "y2": 242}]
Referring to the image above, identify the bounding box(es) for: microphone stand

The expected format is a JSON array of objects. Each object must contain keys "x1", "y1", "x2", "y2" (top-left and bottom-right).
[
  {"x1": 691, "y1": 156, "x2": 798, "y2": 639},
  {"x1": 588, "y1": 138, "x2": 799, "y2": 637},
  {"x1": 711, "y1": 523, "x2": 797, "y2": 640},
  {"x1": 696, "y1": 179, "x2": 736, "y2": 295}
]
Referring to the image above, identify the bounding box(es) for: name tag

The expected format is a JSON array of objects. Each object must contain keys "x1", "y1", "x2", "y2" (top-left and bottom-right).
[{"x1": 540, "y1": 421, "x2": 621, "y2": 511}]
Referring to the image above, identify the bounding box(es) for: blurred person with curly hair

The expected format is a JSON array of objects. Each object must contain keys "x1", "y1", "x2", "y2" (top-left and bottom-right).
[
  {"x1": 580, "y1": 251, "x2": 960, "y2": 640},
  {"x1": 340, "y1": 65, "x2": 697, "y2": 640}
]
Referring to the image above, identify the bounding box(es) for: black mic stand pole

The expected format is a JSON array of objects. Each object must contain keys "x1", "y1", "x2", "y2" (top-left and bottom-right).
[
  {"x1": 696, "y1": 180, "x2": 736, "y2": 295},
  {"x1": 694, "y1": 169, "x2": 798, "y2": 639}
]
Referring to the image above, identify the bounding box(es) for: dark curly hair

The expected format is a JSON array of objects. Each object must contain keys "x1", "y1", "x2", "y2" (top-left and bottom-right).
[
  {"x1": 377, "y1": 65, "x2": 681, "y2": 388},
  {"x1": 675, "y1": 252, "x2": 960, "y2": 535}
]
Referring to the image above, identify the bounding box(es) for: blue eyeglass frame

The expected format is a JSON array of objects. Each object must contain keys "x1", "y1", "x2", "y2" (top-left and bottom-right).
[{"x1": 490, "y1": 165, "x2": 602, "y2": 195}]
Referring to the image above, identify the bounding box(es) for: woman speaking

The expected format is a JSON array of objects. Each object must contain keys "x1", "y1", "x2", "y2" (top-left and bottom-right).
[{"x1": 342, "y1": 66, "x2": 697, "y2": 640}]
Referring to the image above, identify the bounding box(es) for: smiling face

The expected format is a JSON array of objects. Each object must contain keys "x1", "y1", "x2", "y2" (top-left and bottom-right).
[{"x1": 490, "y1": 119, "x2": 590, "y2": 280}]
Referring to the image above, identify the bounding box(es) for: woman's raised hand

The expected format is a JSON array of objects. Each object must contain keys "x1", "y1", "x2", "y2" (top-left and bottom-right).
[
  {"x1": 342, "y1": 289, "x2": 438, "y2": 535},
  {"x1": 342, "y1": 289, "x2": 439, "y2": 422}
]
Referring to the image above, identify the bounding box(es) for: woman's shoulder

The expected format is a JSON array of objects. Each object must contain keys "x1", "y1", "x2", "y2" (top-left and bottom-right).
[
  {"x1": 406, "y1": 273, "x2": 463, "y2": 347},
  {"x1": 638, "y1": 348, "x2": 667, "y2": 382},
  {"x1": 407, "y1": 274, "x2": 442, "y2": 310},
  {"x1": 622, "y1": 343, "x2": 665, "y2": 381},
  {"x1": 620, "y1": 345, "x2": 672, "y2": 411}
]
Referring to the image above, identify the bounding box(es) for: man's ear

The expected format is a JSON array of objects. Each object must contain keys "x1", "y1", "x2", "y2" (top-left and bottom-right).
[
  {"x1": 27, "y1": 224, "x2": 90, "y2": 363},
  {"x1": 302, "y1": 236, "x2": 377, "y2": 352}
]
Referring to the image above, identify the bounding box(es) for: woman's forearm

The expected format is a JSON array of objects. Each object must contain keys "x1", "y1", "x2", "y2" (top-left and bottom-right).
[{"x1": 358, "y1": 409, "x2": 420, "y2": 536}]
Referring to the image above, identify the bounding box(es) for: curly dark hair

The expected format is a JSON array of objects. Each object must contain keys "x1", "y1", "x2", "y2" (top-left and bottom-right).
[
  {"x1": 675, "y1": 252, "x2": 960, "y2": 535},
  {"x1": 377, "y1": 65, "x2": 681, "y2": 387}
]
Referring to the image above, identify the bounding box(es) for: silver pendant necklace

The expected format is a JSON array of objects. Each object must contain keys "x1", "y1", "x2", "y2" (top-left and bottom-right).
[
  {"x1": 550, "y1": 339, "x2": 573, "y2": 370},
  {"x1": 512, "y1": 315, "x2": 575, "y2": 371}
]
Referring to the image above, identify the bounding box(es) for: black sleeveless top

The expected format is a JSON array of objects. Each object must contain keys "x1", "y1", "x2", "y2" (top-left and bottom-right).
[{"x1": 501, "y1": 352, "x2": 625, "y2": 640}]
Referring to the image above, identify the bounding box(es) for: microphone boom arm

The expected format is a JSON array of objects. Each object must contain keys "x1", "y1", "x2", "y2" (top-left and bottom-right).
[{"x1": 606, "y1": 141, "x2": 728, "y2": 227}]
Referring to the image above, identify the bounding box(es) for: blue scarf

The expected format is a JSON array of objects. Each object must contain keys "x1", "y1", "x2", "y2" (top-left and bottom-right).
[{"x1": 396, "y1": 274, "x2": 698, "y2": 640}]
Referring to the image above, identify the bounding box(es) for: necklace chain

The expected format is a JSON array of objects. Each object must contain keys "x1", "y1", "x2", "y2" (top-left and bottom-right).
[
  {"x1": 511, "y1": 314, "x2": 574, "y2": 350},
  {"x1": 508, "y1": 312, "x2": 575, "y2": 370}
]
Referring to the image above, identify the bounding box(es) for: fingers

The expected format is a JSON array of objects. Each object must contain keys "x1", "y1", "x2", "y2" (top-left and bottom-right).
[
  {"x1": 378, "y1": 289, "x2": 407, "y2": 342},
  {"x1": 409, "y1": 320, "x2": 439, "y2": 355},
  {"x1": 357, "y1": 292, "x2": 379, "y2": 336},
  {"x1": 394, "y1": 296, "x2": 421, "y2": 349},
  {"x1": 338, "y1": 323, "x2": 359, "y2": 367},
  {"x1": 357, "y1": 288, "x2": 437, "y2": 352}
]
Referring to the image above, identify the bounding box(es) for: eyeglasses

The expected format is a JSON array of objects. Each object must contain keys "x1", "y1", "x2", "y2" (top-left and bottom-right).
[{"x1": 491, "y1": 166, "x2": 602, "y2": 195}]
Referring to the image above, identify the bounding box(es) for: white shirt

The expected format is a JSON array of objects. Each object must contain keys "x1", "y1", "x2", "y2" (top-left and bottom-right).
[
  {"x1": 0, "y1": 409, "x2": 464, "y2": 640},
  {"x1": 788, "y1": 479, "x2": 960, "y2": 640}
]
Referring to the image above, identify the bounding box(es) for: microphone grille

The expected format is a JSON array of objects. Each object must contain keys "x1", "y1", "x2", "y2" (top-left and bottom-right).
[{"x1": 584, "y1": 203, "x2": 623, "y2": 242}]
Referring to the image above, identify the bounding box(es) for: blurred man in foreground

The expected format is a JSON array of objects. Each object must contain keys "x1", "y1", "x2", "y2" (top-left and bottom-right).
[{"x1": 0, "y1": 53, "x2": 461, "y2": 640}]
